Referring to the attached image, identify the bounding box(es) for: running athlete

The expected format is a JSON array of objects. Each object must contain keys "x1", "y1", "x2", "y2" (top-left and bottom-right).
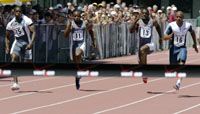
[
  {"x1": 64, "y1": 10, "x2": 95, "y2": 90},
  {"x1": 130, "y1": 8, "x2": 162, "y2": 64},
  {"x1": 164, "y1": 11, "x2": 198, "y2": 90},
  {"x1": 5, "y1": 6, "x2": 36, "y2": 90}
]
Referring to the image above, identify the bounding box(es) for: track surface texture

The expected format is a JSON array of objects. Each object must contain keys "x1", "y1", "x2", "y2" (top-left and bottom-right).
[{"x1": 0, "y1": 76, "x2": 199, "y2": 114}]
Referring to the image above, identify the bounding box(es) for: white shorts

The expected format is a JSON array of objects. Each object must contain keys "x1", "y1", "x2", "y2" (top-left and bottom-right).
[
  {"x1": 70, "y1": 42, "x2": 86, "y2": 61},
  {"x1": 10, "y1": 39, "x2": 32, "y2": 61}
]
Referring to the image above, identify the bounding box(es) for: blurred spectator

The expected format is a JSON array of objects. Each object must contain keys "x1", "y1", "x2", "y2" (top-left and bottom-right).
[
  {"x1": 116, "y1": 0, "x2": 122, "y2": 6},
  {"x1": 152, "y1": 5, "x2": 158, "y2": 13},
  {"x1": 101, "y1": 1, "x2": 106, "y2": 8},
  {"x1": 26, "y1": 1, "x2": 32, "y2": 14},
  {"x1": 56, "y1": 12, "x2": 67, "y2": 24},
  {"x1": 0, "y1": 4, "x2": 5, "y2": 28},
  {"x1": 44, "y1": 12, "x2": 54, "y2": 24},
  {"x1": 0, "y1": 2, "x2": 170, "y2": 27},
  {"x1": 196, "y1": 10, "x2": 200, "y2": 41},
  {"x1": 147, "y1": 6, "x2": 153, "y2": 14},
  {"x1": 28, "y1": 9, "x2": 38, "y2": 24},
  {"x1": 168, "y1": 6, "x2": 177, "y2": 22}
]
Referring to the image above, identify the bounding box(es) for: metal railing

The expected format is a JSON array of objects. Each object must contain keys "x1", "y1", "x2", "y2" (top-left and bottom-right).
[{"x1": 0, "y1": 19, "x2": 197, "y2": 63}]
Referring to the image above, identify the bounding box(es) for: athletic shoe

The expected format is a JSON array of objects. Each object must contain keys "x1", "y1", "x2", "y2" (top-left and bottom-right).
[
  {"x1": 75, "y1": 77, "x2": 81, "y2": 90},
  {"x1": 142, "y1": 77, "x2": 148, "y2": 84},
  {"x1": 11, "y1": 83, "x2": 20, "y2": 91}
]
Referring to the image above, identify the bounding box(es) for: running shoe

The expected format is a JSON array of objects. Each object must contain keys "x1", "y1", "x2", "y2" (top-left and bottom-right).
[
  {"x1": 142, "y1": 77, "x2": 148, "y2": 84},
  {"x1": 11, "y1": 83, "x2": 20, "y2": 91}
]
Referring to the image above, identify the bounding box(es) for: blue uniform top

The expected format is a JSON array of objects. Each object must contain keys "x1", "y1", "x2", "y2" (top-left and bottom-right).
[
  {"x1": 164, "y1": 21, "x2": 193, "y2": 48},
  {"x1": 71, "y1": 20, "x2": 86, "y2": 44},
  {"x1": 137, "y1": 19, "x2": 154, "y2": 47}
]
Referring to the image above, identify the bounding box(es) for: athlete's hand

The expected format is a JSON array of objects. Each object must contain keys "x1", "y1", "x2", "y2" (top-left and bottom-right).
[
  {"x1": 163, "y1": 33, "x2": 173, "y2": 40},
  {"x1": 193, "y1": 44, "x2": 199, "y2": 53},
  {"x1": 168, "y1": 33, "x2": 174, "y2": 40},
  {"x1": 26, "y1": 43, "x2": 33, "y2": 50}
]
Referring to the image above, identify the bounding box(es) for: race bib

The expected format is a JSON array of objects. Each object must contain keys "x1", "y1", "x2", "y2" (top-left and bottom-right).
[
  {"x1": 72, "y1": 30, "x2": 84, "y2": 41},
  {"x1": 174, "y1": 34, "x2": 186, "y2": 47},
  {"x1": 140, "y1": 27, "x2": 152, "y2": 38},
  {"x1": 15, "y1": 26, "x2": 25, "y2": 37}
]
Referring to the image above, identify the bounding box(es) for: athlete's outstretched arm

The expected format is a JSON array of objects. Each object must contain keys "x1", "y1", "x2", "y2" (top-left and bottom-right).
[
  {"x1": 26, "y1": 24, "x2": 36, "y2": 50},
  {"x1": 163, "y1": 24, "x2": 173, "y2": 40},
  {"x1": 5, "y1": 30, "x2": 11, "y2": 54},
  {"x1": 153, "y1": 20, "x2": 163, "y2": 46},
  {"x1": 153, "y1": 20, "x2": 162, "y2": 38},
  {"x1": 64, "y1": 21, "x2": 72, "y2": 38},
  {"x1": 87, "y1": 22, "x2": 96, "y2": 48},
  {"x1": 129, "y1": 17, "x2": 139, "y2": 33},
  {"x1": 189, "y1": 27, "x2": 198, "y2": 53}
]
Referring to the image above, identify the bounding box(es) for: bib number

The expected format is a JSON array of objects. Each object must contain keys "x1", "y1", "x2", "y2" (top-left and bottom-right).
[
  {"x1": 72, "y1": 30, "x2": 83, "y2": 41},
  {"x1": 174, "y1": 35, "x2": 185, "y2": 47},
  {"x1": 15, "y1": 27, "x2": 25, "y2": 37},
  {"x1": 140, "y1": 27, "x2": 151, "y2": 38}
]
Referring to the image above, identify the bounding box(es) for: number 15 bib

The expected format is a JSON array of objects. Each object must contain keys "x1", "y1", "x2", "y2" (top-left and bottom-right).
[{"x1": 140, "y1": 27, "x2": 152, "y2": 38}]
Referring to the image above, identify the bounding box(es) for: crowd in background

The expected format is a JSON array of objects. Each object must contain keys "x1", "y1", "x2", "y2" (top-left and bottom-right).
[
  {"x1": 1, "y1": 0, "x2": 199, "y2": 63},
  {"x1": 0, "y1": 0, "x2": 179, "y2": 27}
]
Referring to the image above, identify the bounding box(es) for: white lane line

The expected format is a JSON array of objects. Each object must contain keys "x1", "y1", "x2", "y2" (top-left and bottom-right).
[
  {"x1": 11, "y1": 78, "x2": 163, "y2": 114},
  {"x1": 0, "y1": 77, "x2": 57, "y2": 87},
  {"x1": 0, "y1": 77, "x2": 112, "y2": 102},
  {"x1": 173, "y1": 103, "x2": 200, "y2": 114},
  {"x1": 93, "y1": 81, "x2": 200, "y2": 114}
]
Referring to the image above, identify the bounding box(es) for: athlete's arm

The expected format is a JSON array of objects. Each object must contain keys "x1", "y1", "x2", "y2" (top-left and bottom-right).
[
  {"x1": 153, "y1": 20, "x2": 162, "y2": 38},
  {"x1": 5, "y1": 30, "x2": 11, "y2": 54},
  {"x1": 129, "y1": 16, "x2": 139, "y2": 33},
  {"x1": 64, "y1": 20, "x2": 72, "y2": 38},
  {"x1": 189, "y1": 26, "x2": 198, "y2": 53},
  {"x1": 153, "y1": 20, "x2": 162, "y2": 46},
  {"x1": 87, "y1": 22, "x2": 96, "y2": 48},
  {"x1": 5, "y1": 22, "x2": 12, "y2": 54},
  {"x1": 163, "y1": 24, "x2": 173, "y2": 40},
  {"x1": 26, "y1": 24, "x2": 36, "y2": 50}
]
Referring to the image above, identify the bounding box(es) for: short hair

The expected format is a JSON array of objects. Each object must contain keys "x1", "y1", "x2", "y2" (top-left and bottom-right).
[
  {"x1": 73, "y1": 10, "x2": 82, "y2": 14},
  {"x1": 14, "y1": 6, "x2": 22, "y2": 11},
  {"x1": 176, "y1": 11, "x2": 184, "y2": 18}
]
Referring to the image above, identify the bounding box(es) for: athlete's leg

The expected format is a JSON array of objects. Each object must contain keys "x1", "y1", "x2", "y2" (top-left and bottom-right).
[
  {"x1": 10, "y1": 41, "x2": 25, "y2": 91},
  {"x1": 174, "y1": 78, "x2": 182, "y2": 90},
  {"x1": 170, "y1": 47, "x2": 179, "y2": 65},
  {"x1": 75, "y1": 47, "x2": 83, "y2": 63},
  {"x1": 139, "y1": 45, "x2": 151, "y2": 83},
  {"x1": 10, "y1": 53, "x2": 20, "y2": 90},
  {"x1": 139, "y1": 45, "x2": 150, "y2": 64},
  {"x1": 75, "y1": 42, "x2": 86, "y2": 90},
  {"x1": 11, "y1": 53, "x2": 20, "y2": 83},
  {"x1": 174, "y1": 48, "x2": 187, "y2": 90},
  {"x1": 11, "y1": 53, "x2": 20, "y2": 62},
  {"x1": 72, "y1": 44, "x2": 83, "y2": 90},
  {"x1": 177, "y1": 48, "x2": 187, "y2": 65}
]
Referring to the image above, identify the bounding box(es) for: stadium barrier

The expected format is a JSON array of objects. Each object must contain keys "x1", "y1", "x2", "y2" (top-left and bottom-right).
[{"x1": 0, "y1": 19, "x2": 197, "y2": 63}]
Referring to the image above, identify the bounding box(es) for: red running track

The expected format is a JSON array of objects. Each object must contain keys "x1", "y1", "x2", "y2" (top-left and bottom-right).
[
  {"x1": 91, "y1": 48, "x2": 200, "y2": 65},
  {"x1": 0, "y1": 76, "x2": 200, "y2": 114}
]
